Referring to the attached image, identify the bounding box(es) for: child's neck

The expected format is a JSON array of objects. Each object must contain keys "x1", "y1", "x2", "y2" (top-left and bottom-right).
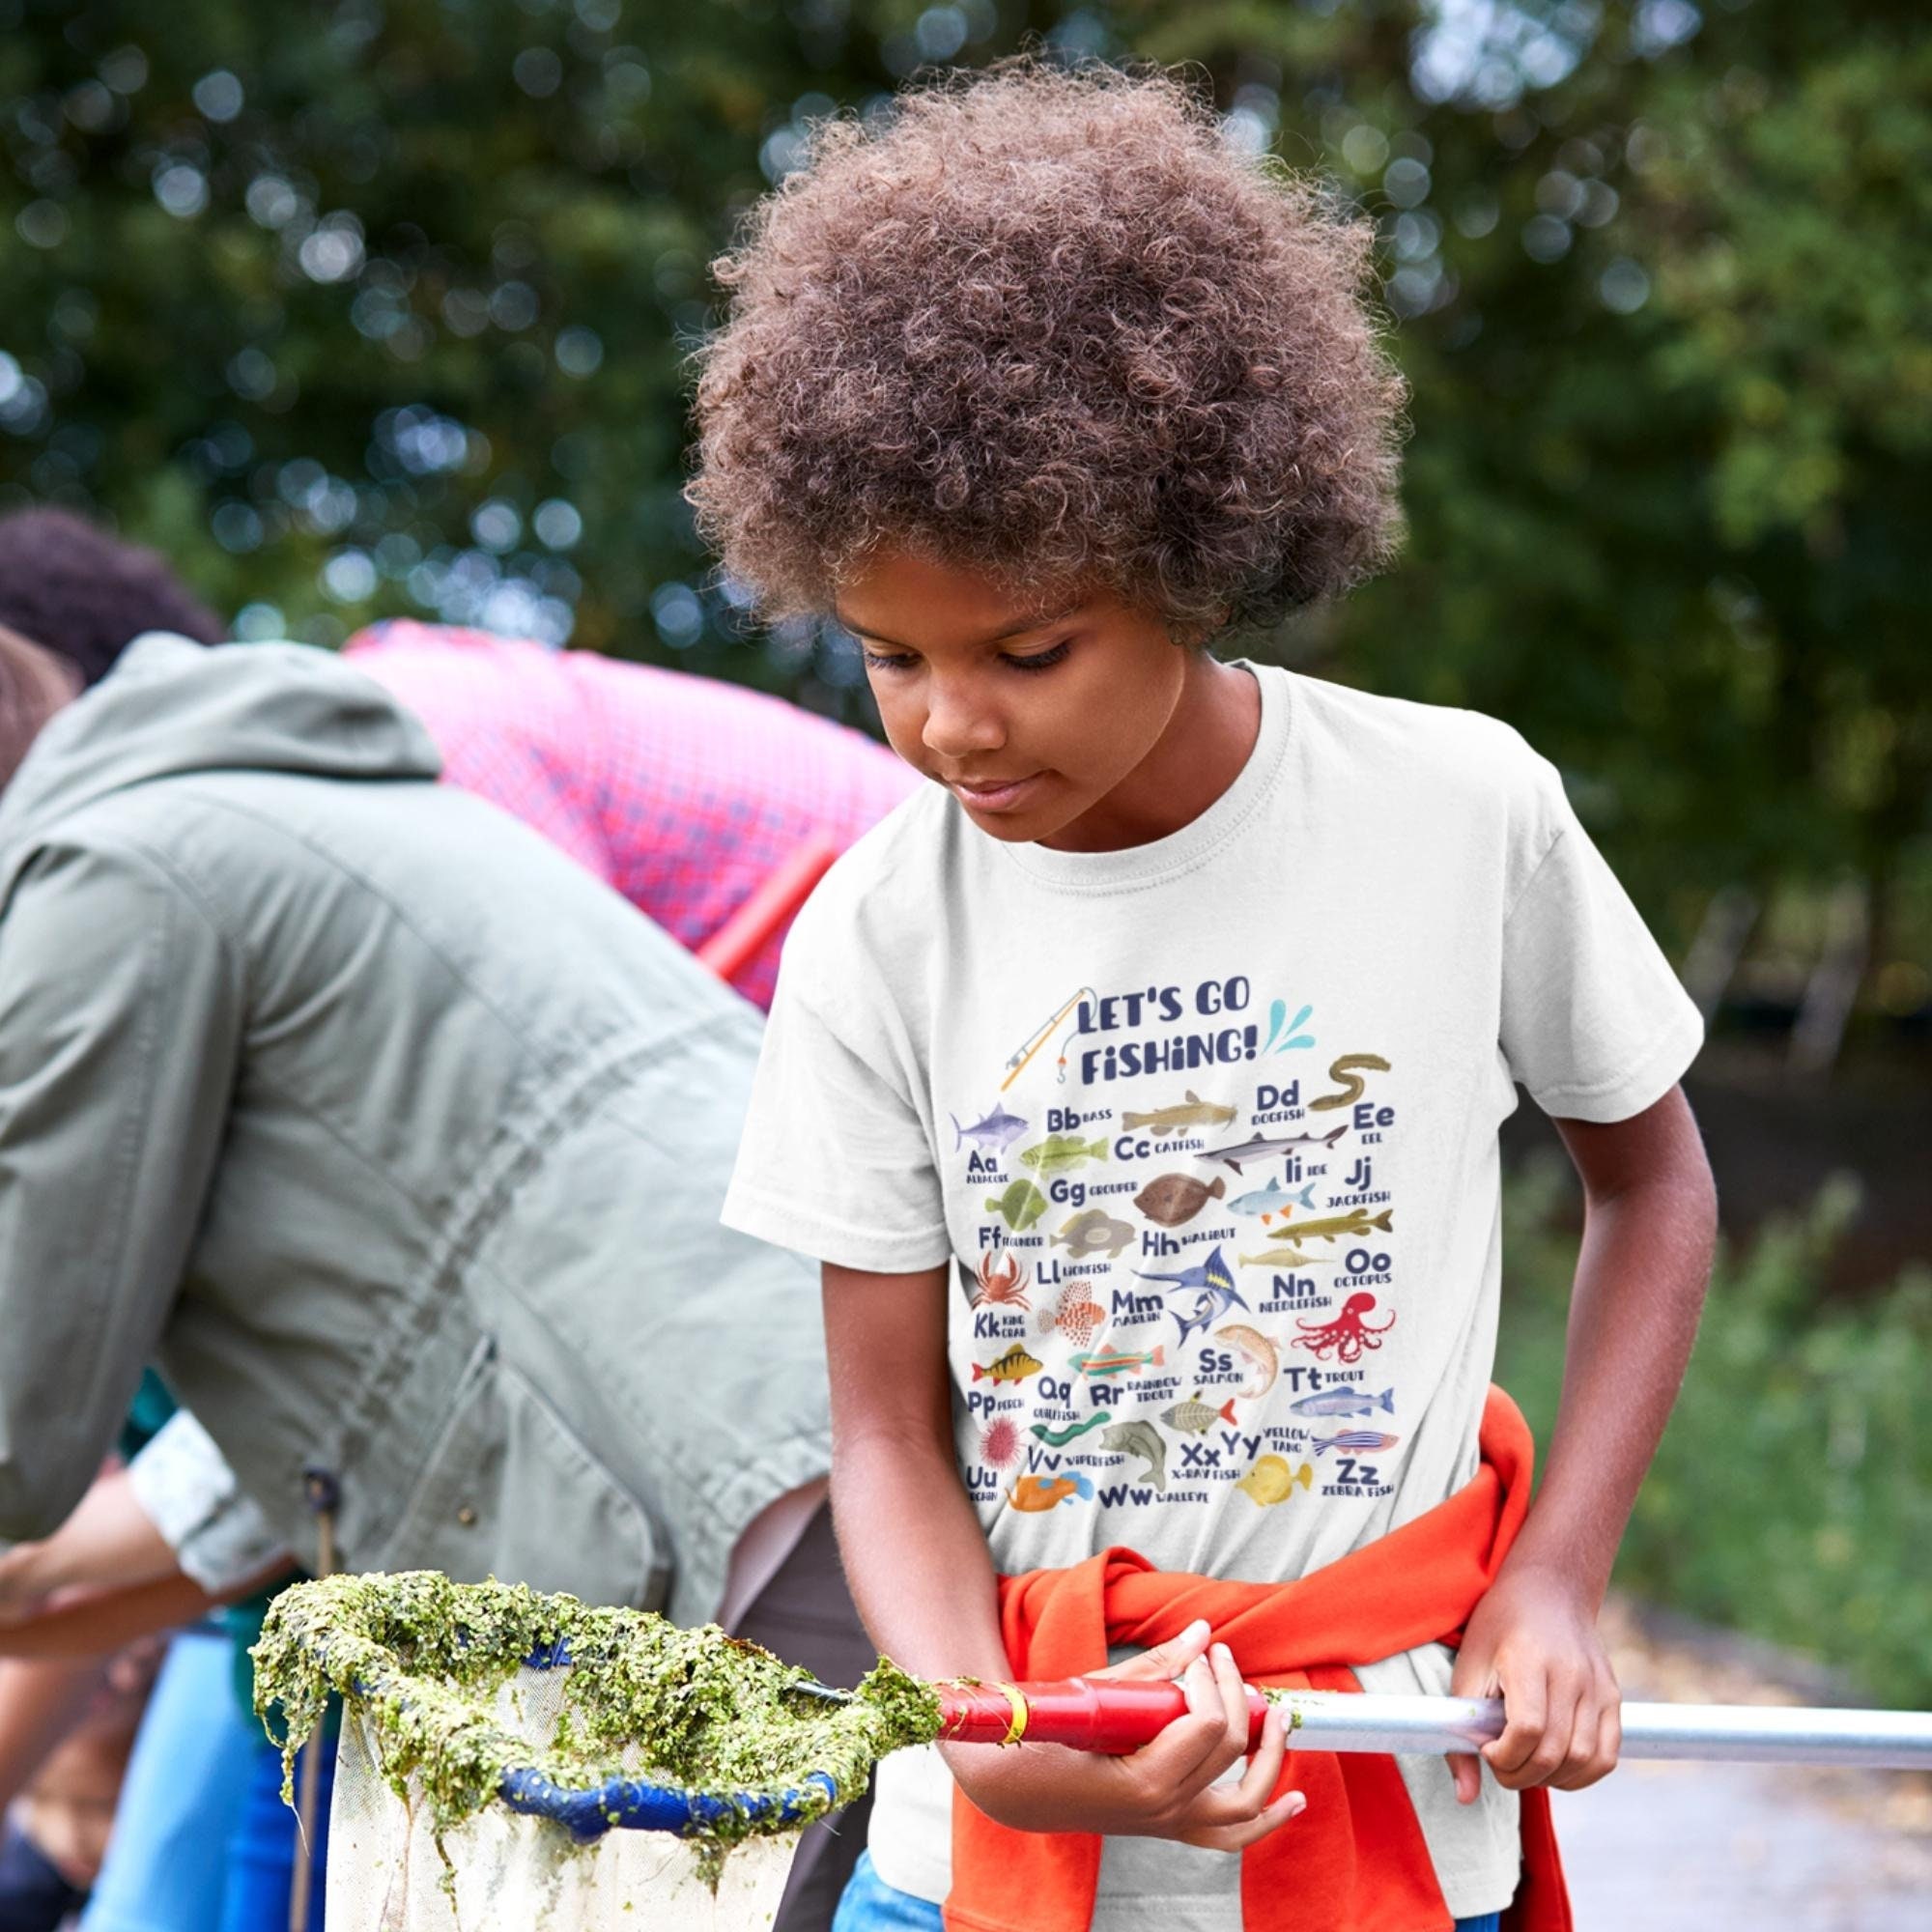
[{"x1": 1037, "y1": 655, "x2": 1262, "y2": 854}]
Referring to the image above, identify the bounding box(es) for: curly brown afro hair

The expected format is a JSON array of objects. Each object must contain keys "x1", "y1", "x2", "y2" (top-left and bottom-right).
[
  {"x1": 0, "y1": 508, "x2": 224, "y2": 687},
  {"x1": 690, "y1": 60, "x2": 1407, "y2": 636}
]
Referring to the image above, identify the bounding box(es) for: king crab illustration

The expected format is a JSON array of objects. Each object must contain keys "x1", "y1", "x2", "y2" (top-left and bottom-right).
[
  {"x1": 971, "y1": 1250, "x2": 1032, "y2": 1311},
  {"x1": 1292, "y1": 1292, "x2": 1395, "y2": 1365}
]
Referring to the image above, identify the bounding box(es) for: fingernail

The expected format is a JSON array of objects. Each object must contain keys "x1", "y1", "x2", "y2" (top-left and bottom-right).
[
  {"x1": 1284, "y1": 1794, "x2": 1307, "y2": 1817},
  {"x1": 1212, "y1": 1642, "x2": 1231, "y2": 1665},
  {"x1": 1187, "y1": 1619, "x2": 1210, "y2": 1639}
]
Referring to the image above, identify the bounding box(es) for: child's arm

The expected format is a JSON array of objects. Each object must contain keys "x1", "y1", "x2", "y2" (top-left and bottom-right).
[
  {"x1": 824, "y1": 1260, "x2": 1304, "y2": 1848},
  {"x1": 1448, "y1": 1083, "x2": 1716, "y2": 1802}
]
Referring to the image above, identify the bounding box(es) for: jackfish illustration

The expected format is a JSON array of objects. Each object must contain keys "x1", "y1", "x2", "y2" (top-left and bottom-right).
[
  {"x1": 1215, "y1": 1323, "x2": 1281, "y2": 1398},
  {"x1": 1236, "y1": 1456, "x2": 1314, "y2": 1506},
  {"x1": 1240, "y1": 1206, "x2": 1392, "y2": 1246},
  {"x1": 984, "y1": 1179, "x2": 1049, "y2": 1233},
  {"x1": 1133, "y1": 1172, "x2": 1227, "y2": 1228},
  {"x1": 1051, "y1": 1208, "x2": 1137, "y2": 1260},
  {"x1": 1037, "y1": 1288, "x2": 1107, "y2": 1349},
  {"x1": 1030, "y1": 1411, "x2": 1112, "y2": 1447},
  {"x1": 1070, "y1": 1343, "x2": 1164, "y2": 1379},
  {"x1": 1020, "y1": 1133, "x2": 1110, "y2": 1176},
  {"x1": 971, "y1": 1345, "x2": 1043, "y2": 1385},
  {"x1": 1227, "y1": 1178, "x2": 1321, "y2": 1221},
  {"x1": 952, "y1": 1103, "x2": 1029, "y2": 1155},
  {"x1": 1008, "y1": 1471, "x2": 1094, "y2": 1513},
  {"x1": 1098, "y1": 1417, "x2": 1168, "y2": 1491},
  {"x1": 1290, "y1": 1385, "x2": 1396, "y2": 1418},
  {"x1": 1309, "y1": 1054, "x2": 1392, "y2": 1114},
  {"x1": 1120, "y1": 1090, "x2": 1237, "y2": 1136},
  {"x1": 1200, "y1": 1123, "x2": 1348, "y2": 1175},
  {"x1": 1161, "y1": 1390, "x2": 1238, "y2": 1435}
]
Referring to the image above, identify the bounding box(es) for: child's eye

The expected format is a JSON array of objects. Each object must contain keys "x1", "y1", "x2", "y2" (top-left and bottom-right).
[
  {"x1": 860, "y1": 648, "x2": 919, "y2": 673},
  {"x1": 1004, "y1": 640, "x2": 1071, "y2": 674}
]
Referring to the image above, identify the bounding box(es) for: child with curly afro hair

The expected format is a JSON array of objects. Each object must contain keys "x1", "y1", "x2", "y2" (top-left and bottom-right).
[{"x1": 714, "y1": 59, "x2": 1715, "y2": 1932}]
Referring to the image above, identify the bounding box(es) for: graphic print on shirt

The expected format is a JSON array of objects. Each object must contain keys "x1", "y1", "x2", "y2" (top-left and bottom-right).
[{"x1": 955, "y1": 972, "x2": 1403, "y2": 1522}]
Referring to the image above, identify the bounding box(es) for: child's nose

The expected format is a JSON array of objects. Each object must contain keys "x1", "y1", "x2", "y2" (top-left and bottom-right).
[{"x1": 922, "y1": 681, "x2": 1006, "y2": 760}]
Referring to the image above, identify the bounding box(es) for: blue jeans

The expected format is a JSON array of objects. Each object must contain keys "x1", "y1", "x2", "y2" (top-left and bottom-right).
[{"x1": 833, "y1": 1850, "x2": 1502, "y2": 1931}]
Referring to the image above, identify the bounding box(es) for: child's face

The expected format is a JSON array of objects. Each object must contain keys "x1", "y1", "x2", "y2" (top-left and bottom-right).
[{"x1": 836, "y1": 549, "x2": 1192, "y2": 847}]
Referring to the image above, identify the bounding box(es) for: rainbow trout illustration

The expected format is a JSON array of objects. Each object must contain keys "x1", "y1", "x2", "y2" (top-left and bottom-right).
[{"x1": 1120, "y1": 1090, "x2": 1236, "y2": 1136}]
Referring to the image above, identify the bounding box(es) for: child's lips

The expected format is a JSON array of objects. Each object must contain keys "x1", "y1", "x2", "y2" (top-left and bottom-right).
[{"x1": 951, "y1": 774, "x2": 1040, "y2": 811}]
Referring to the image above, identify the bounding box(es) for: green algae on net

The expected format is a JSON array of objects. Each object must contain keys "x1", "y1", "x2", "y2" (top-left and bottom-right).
[{"x1": 251, "y1": 1572, "x2": 941, "y2": 1867}]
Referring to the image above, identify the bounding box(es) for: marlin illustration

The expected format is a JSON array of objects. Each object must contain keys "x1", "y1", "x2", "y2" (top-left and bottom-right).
[
  {"x1": 1201, "y1": 1123, "x2": 1348, "y2": 1175},
  {"x1": 1134, "y1": 1243, "x2": 1237, "y2": 1300}
]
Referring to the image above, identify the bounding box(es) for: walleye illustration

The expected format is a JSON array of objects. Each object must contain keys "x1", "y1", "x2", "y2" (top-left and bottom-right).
[
  {"x1": 1227, "y1": 1178, "x2": 1321, "y2": 1221},
  {"x1": 1201, "y1": 1123, "x2": 1348, "y2": 1175},
  {"x1": 1070, "y1": 1343, "x2": 1165, "y2": 1379},
  {"x1": 984, "y1": 1179, "x2": 1048, "y2": 1233},
  {"x1": 1309, "y1": 1054, "x2": 1392, "y2": 1114},
  {"x1": 1313, "y1": 1430, "x2": 1401, "y2": 1458},
  {"x1": 952, "y1": 1103, "x2": 1029, "y2": 1155},
  {"x1": 1239, "y1": 1208, "x2": 1391, "y2": 1248},
  {"x1": 1133, "y1": 1173, "x2": 1226, "y2": 1228},
  {"x1": 972, "y1": 1345, "x2": 1043, "y2": 1385},
  {"x1": 1162, "y1": 1390, "x2": 1238, "y2": 1435},
  {"x1": 1009, "y1": 1471, "x2": 1094, "y2": 1512},
  {"x1": 1215, "y1": 1323, "x2": 1281, "y2": 1398},
  {"x1": 1030, "y1": 1411, "x2": 1112, "y2": 1447},
  {"x1": 1290, "y1": 1385, "x2": 1396, "y2": 1419},
  {"x1": 1120, "y1": 1090, "x2": 1236, "y2": 1136},
  {"x1": 1020, "y1": 1132, "x2": 1110, "y2": 1176},
  {"x1": 1097, "y1": 1417, "x2": 1167, "y2": 1491},
  {"x1": 1236, "y1": 1456, "x2": 1314, "y2": 1506},
  {"x1": 1051, "y1": 1208, "x2": 1136, "y2": 1260}
]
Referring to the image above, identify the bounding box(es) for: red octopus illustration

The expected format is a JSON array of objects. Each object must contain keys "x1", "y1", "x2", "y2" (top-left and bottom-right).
[
  {"x1": 1292, "y1": 1292, "x2": 1395, "y2": 1365},
  {"x1": 972, "y1": 1250, "x2": 1032, "y2": 1311}
]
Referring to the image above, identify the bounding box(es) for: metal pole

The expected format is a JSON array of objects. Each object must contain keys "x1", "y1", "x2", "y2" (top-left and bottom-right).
[
  {"x1": 290, "y1": 1468, "x2": 340, "y2": 1932},
  {"x1": 1268, "y1": 1690, "x2": 1932, "y2": 1772}
]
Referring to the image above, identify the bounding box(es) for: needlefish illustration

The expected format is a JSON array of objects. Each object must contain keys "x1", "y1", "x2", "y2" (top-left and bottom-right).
[{"x1": 1201, "y1": 1123, "x2": 1348, "y2": 1175}]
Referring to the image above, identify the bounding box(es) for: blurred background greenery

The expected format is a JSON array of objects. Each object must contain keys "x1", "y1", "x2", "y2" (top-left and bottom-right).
[{"x1": 2, "y1": 1, "x2": 1927, "y2": 1697}]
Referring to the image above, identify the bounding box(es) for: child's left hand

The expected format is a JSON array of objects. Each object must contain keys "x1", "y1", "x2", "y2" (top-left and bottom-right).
[{"x1": 1446, "y1": 1561, "x2": 1621, "y2": 1802}]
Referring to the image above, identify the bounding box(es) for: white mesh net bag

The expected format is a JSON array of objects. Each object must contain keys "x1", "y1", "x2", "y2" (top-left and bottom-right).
[{"x1": 253, "y1": 1574, "x2": 940, "y2": 1932}]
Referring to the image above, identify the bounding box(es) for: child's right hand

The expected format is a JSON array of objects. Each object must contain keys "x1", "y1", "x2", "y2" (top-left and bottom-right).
[{"x1": 940, "y1": 1619, "x2": 1306, "y2": 1849}]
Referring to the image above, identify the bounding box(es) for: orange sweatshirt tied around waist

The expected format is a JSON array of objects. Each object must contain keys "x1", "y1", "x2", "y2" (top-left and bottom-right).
[{"x1": 946, "y1": 1386, "x2": 1573, "y2": 1932}]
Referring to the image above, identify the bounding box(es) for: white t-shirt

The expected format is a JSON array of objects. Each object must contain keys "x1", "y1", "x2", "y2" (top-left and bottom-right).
[{"x1": 722, "y1": 661, "x2": 1702, "y2": 1926}]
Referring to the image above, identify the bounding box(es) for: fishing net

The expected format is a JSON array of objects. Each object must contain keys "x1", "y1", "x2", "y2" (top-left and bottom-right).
[{"x1": 253, "y1": 1574, "x2": 940, "y2": 1932}]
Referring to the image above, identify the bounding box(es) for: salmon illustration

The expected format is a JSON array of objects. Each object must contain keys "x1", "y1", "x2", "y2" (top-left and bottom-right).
[
  {"x1": 1120, "y1": 1090, "x2": 1236, "y2": 1136},
  {"x1": 972, "y1": 1346, "x2": 1043, "y2": 1384},
  {"x1": 1216, "y1": 1323, "x2": 1281, "y2": 1398}
]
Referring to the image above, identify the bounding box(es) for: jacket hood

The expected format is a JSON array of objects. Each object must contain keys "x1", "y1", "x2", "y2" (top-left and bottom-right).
[{"x1": 0, "y1": 634, "x2": 441, "y2": 845}]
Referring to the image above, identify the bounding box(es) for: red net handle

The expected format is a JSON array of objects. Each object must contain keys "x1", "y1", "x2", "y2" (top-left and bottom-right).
[{"x1": 936, "y1": 1678, "x2": 1269, "y2": 1755}]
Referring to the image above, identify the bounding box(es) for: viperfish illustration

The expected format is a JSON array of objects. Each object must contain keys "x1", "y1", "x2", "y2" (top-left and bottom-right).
[
  {"x1": 1201, "y1": 1123, "x2": 1348, "y2": 1175},
  {"x1": 1227, "y1": 1177, "x2": 1321, "y2": 1221},
  {"x1": 984, "y1": 1179, "x2": 1048, "y2": 1232},
  {"x1": 952, "y1": 1103, "x2": 1029, "y2": 1154},
  {"x1": 1051, "y1": 1208, "x2": 1136, "y2": 1260},
  {"x1": 1309, "y1": 1054, "x2": 1392, "y2": 1114},
  {"x1": 1098, "y1": 1417, "x2": 1168, "y2": 1491},
  {"x1": 1162, "y1": 1390, "x2": 1238, "y2": 1435},
  {"x1": 1290, "y1": 1385, "x2": 1396, "y2": 1418},
  {"x1": 1133, "y1": 1172, "x2": 1227, "y2": 1228},
  {"x1": 1243, "y1": 1207, "x2": 1392, "y2": 1246},
  {"x1": 1030, "y1": 1411, "x2": 1112, "y2": 1447},
  {"x1": 1121, "y1": 1090, "x2": 1236, "y2": 1136},
  {"x1": 1236, "y1": 1456, "x2": 1313, "y2": 1506},
  {"x1": 971, "y1": 1345, "x2": 1043, "y2": 1385},
  {"x1": 1020, "y1": 1132, "x2": 1110, "y2": 1176},
  {"x1": 1215, "y1": 1323, "x2": 1281, "y2": 1398}
]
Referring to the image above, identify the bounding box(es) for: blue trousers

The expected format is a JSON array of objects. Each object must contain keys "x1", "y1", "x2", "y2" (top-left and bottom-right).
[{"x1": 833, "y1": 1850, "x2": 1503, "y2": 1932}]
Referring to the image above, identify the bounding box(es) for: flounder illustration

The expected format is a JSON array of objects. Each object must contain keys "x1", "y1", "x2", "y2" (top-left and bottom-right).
[{"x1": 1133, "y1": 1172, "x2": 1227, "y2": 1229}]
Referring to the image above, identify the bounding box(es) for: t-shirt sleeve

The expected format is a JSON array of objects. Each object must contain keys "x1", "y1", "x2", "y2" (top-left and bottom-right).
[
  {"x1": 721, "y1": 907, "x2": 950, "y2": 1274},
  {"x1": 1499, "y1": 761, "x2": 1704, "y2": 1122}
]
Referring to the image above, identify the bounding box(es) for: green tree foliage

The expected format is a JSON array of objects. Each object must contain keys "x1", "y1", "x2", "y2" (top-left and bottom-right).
[{"x1": 2, "y1": 1, "x2": 1926, "y2": 953}]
